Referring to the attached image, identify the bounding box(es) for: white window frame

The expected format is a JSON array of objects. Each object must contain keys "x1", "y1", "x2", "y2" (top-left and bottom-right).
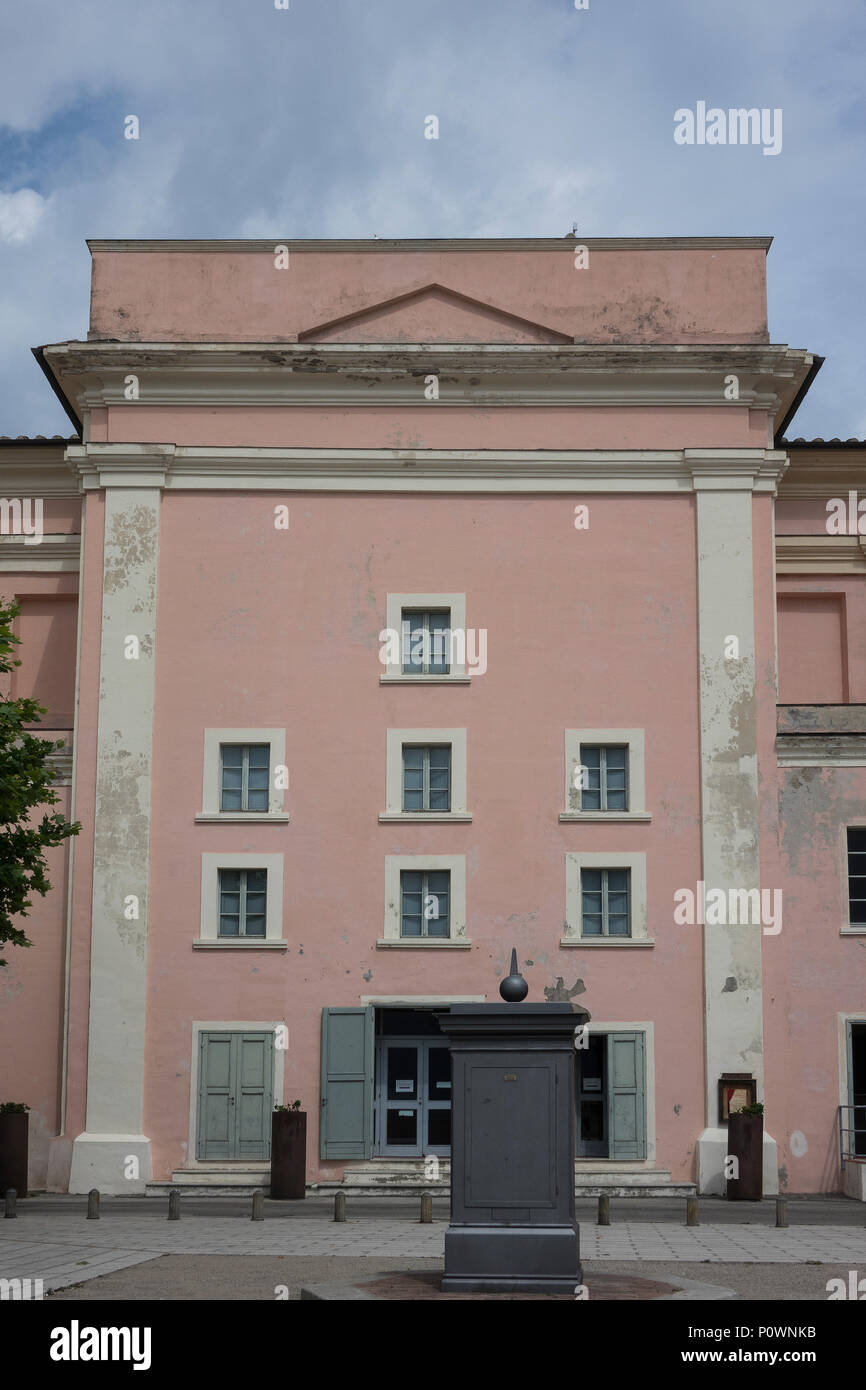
[
  {"x1": 563, "y1": 852, "x2": 651, "y2": 946},
  {"x1": 381, "y1": 728, "x2": 471, "y2": 822},
  {"x1": 381, "y1": 855, "x2": 470, "y2": 948},
  {"x1": 380, "y1": 593, "x2": 470, "y2": 682},
  {"x1": 842, "y1": 821, "x2": 866, "y2": 935},
  {"x1": 561, "y1": 728, "x2": 650, "y2": 822},
  {"x1": 197, "y1": 728, "x2": 289, "y2": 822},
  {"x1": 195, "y1": 853, "x2": 287, "y2": 948}
]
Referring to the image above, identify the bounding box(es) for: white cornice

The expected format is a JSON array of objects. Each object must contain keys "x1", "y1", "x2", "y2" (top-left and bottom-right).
[
  {"x1": 65, "y1": 444, "x2": 789, "y2": 494},
  {"x1": 777, "y1": 451, "x2": 866, "y2": 498},
  {"x1": 0, "y1": 534, "x2": 81, "y2": 571},
  {"x1": 86, "y1": 236, "x2": 775, "y2": 253},
  {"x1": 777, "y1": 736, "x2": 866, "y2": 767},
  {"x1": 41, "y1": 341, "x2": 809, "y2": 417},
  {"x1": 776, "y1": 535, "x2": 866, "y2": 574}
]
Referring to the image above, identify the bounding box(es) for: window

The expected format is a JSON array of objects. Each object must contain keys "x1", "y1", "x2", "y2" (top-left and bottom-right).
[
  {"x1": 381, "y1": 593, "x2": 469, "y2": 682},
  {"x1": 562, "y1": 729, "x2": 648, "y2": 821},
  {"x1": 848, "y1": 828, "x2": 866, "y2": 925},
  {"x1": 403, "y1": 745, "x2": 451, "y2": 812},
  {"x1": 220, "y1": 744, "x2": 270, "y2": 812},
  {"x1": 581, "y1": 868, "x2": 630, "y2": 937},
  {"x1": 219, "y1": 868, "x2": 267, "y2": 937},
  {"x1": 198, "y1": 728, "x2": 288, "y2": 822},
  {"x1": 196, "y1": 853, "x2": 286, "y2": 948},
  {"x1": 401, "y1": 869, "x2": 450, "y2": 938},
  {"x1": 580, "y1": 745, "x2": 628, "y2": 812},
  {"x1": 402, "y1": 610, "x2": 451, "y2": 675},
  {"x1": 564, "y1": 853, "x2": 650, "y2": 946},
  {"x1": 382, "y1": 730, "x2": 469, "y2": 822},
  {"x1": 382, "y1": 856, "x2": 469, "y2": 947}
]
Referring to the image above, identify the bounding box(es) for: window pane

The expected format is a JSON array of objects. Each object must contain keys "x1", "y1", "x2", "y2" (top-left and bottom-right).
[
  {"x1": 404, "y1": 789, "x2": 424, "y2": 811},
  {"x1": 248, "y1": 745, "x2": 270, "y2": 767},
  {"x1": 848, "y1": 828, "x2": 866, "y2": 853},
  {"x1": 246, "y1": 870, "x2": 267, "y2": 892},
  {"x1": 220, "y1": 892, "x2": 241, "y2": 914},
  {"x1": 607, "y1": 870, "x2": 629, "y2": 892},
  {"x1": 429, "y1": 747, "x2": 451, "y2": 770},
  {"x1": 222, "y1": 746, "x2": 243, "y2": 767},
  {"x1": 608, "y1": 915, "x2": 630, "y2": 936},
  {"x1": 245, "y1": 893, "x2": 267, "y2": 916},
  {"x1": 427, "y1": 871, "x2": 450, "y2": 894},
  {"x1": 605, "y1": 789, "x2": 627, "y2": 811},
  {"x1": 581, "y1": 787, "x2": 602, "y2": 810},
  {"x1": 581, "y1": 746, "x2": 601, "y2": 769},
  {"x1": 401, "y1": 871, "x2": 423, "y2": 892},
  {"x1": 244, "y1": 916, "x2": 266, "y2": 938},
  {"x1": 220, "y1": 870, "x2": 241, "y2": 891},
  {"x1": 428, "y1": 788, "x2": 450, "y2": 811},
  {"x1": 605, "y1": 747, "x2": 627, "y2": 769},
  {"x1": 246, "y1": 788, "x2": 269, "y2": 811},
  {"x1": 401, "y1": 916, "x2": 423, "y2": 937},
  {"x1": 403, "y1": 747, "x2": 424, "y2": 770},
  {"x1": 219, "y1": 915, "x2": 240, "y2": 937},
  {"x1": 582, "y1": 869, "x2": 602, "y2": 892},
  {"x1": 222, "y1": 767, "x2": 242, "y2": 789},
  {"x1": 221, "y1": 789, "x2": 243, "y2": 811},
  {"x1": 582, "y1": 914, "x2": 602, "y2": 936}
]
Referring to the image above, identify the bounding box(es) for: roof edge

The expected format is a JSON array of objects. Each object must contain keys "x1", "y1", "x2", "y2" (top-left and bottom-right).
[{"x1": 85, "y1": 236, "x2": 775, "y2": 254}]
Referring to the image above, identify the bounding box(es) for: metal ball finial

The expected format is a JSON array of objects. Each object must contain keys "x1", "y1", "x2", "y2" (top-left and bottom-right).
[{"x1": 500, "y1": 947, "x2": 529, "y2": 1002}]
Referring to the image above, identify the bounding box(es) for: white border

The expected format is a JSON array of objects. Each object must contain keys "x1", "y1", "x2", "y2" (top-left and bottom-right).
[
  {"x1": 563, "y1": 852, "x2": 650, "y2": 945},
  {"x1": 197, "y1": 852, "x2": 285, "y2": 946},
  {"x1": 198, "y1": 728, "x2": 288, "y2": 821},
  {"x1": 381, "y1": 728, "x2": 470, "y2": 821},
  {"x1": 381, "y1": 593, "x2": 468, "y2": 680},
  {"x1": 562, "y1": 728, "x2": 648, "y2": 820},
  {"x1": 382, "y1": 855, "x2": 469, "y2": 946}
]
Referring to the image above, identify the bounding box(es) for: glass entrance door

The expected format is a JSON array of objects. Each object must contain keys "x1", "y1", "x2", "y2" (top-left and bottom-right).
[
  {"x1": 577, "y1": 1033, "x2": 608, "y2": 1157},
  {"x1": 375, "y1": 1038, "x2": 451, "y2": 1155}
]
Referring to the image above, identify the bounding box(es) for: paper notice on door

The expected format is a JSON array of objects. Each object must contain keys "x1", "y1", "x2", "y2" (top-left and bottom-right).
[
  {"x1": 395, "y1": 1080, "x2": 413, "y2": 1093},
  {"x1": 398, "y1": 1110, "x2": 414, "y2": 1118}
]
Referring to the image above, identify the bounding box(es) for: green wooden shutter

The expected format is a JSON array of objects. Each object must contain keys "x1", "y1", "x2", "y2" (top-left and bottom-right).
[
  {"x1": 320, "y1": 1007, "x2": 374, "y2": 1159},
  {"x1": 237, "y1": 1032, "x2": 274, "y2": 1160},
  {"x1": 608, "y1": 1032, "x2": 646, "y2": 1159}
]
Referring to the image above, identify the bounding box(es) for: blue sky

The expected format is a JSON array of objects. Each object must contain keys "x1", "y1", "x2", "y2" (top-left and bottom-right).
[{"x1": 0, "y1": 0, "x2": 863, "y2": 437}]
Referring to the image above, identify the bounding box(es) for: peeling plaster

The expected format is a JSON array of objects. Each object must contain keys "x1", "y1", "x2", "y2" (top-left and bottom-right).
[{"x1": 544, "y1": 976, "x2": 585, "y2": 1002}]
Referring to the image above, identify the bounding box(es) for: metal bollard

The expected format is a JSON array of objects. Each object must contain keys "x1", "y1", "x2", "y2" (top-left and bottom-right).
[
  {"x1": 168, "y1": 1188, "x2": 181, "y2": 1221},
  {"x1": 334, "y1": 1191, "x2": 346, "y2": 1223},
  {"x1": 87, "y1": 1189, "x2": 100, "y2": 1220},
  {"x1": 686, "y1": 1196, "x2": 699, "y2": 1226},
  {"x1": 597, "y1": 1194, "x2": 610, "y2": 1226},
  {"x1": 775, "y1": 1196, "x2": 788, "y2": 1228},
  {"x1": 420, "y1": 1191, "x2": 433, "y2": 1224},
  {"x1": 251, "y1": 1190, "x2": 264, "y2": 1222},
  {"x1": 4, "y1": 1189, "x2": 16, "y2": 1219}
]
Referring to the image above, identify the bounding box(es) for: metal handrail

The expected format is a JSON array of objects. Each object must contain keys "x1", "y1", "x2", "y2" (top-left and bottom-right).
[{"x1": 839, "y1": 1103, "x2": 866, "y2": 1166}]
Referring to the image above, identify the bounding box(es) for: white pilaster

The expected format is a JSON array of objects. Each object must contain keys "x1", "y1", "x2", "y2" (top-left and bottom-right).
[{"x1": 69, "y1": 484, "x2": 161, "y2": 1194}]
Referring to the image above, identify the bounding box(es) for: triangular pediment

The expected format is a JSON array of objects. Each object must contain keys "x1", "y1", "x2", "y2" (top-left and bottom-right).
[{"x1": 298, "y1": 283, "x2": 572, "y2": 344}]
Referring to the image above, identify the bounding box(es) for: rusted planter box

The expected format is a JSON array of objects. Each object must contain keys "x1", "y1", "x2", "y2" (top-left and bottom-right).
[
  {"x1": 726, "y1": 1113, "x2": 763, "y2": 1200},
  {"x1": 270, "y1": 1111, "x2": 307, "y2": 1199},
  {"x1": 0, "y1": 1111, "x2": 29, "y2": 1198}
]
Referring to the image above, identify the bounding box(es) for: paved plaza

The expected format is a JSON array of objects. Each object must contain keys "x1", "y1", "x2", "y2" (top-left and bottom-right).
[{"x1": 1, "y1": 1196, "x2": 864, "y2": 1296}]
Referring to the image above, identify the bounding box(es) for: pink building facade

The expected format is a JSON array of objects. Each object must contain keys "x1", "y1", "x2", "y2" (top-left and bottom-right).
[{"x1": 1, "y1": 237, "x2": 864, "y2": 1198}]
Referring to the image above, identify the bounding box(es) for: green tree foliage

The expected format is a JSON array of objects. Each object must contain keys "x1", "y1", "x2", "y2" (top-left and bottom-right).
[{"x1": 0, "y1": 598, "x2": 79, "y2": 965}]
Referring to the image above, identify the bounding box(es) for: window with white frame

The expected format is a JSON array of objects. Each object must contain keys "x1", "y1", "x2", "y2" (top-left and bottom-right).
[
  {"x1": 581, "y1": 867, "x2": 630, "y2": 937},
  {"x1": 403, "y1": 745, "x2": 451, "y2": 812},
  {"x1": 381, "y1": 730, "x2": 470, "y2": 822},
  {"x1": 197, "y1": 728, "x2": 288, "y2": 822},
  {"x1": 562, "y1": 729, "x2": 649, "y2": 821},
  {"x1": 401, "y1": 868, "x2": 450, "y2": 938},
  {"x1": 196, "y1": 853, "x2": 286, "y2": 948},
  {"x1": 563, "y1": 853, "x2": 650, "y2": 946},
  {"x1": 848, "y1": 828, "x2": 866, "y2": 926},
  {"x1": 219, "y1": 868, "x2": 267, "y2": 937},
  {"x1": 580, "y1": 745, "x2": 628, "y2": 812},
  {"x1": 382, "y1": 855, "x2": 469, "y2": 946},
  {"x1": 402, "y1": 610, "x2": 451, "y2": 675},
  {"x1": 381, "y1": 593, "x2": 468, "y2": 681},
  {"x1": 220, "y1": 744, "x2": 270, "y2": 813}
]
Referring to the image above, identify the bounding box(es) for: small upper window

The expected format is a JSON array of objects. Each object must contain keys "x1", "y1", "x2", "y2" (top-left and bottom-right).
[
  {"x1": 580, "y1": 745, "x2": 628, "y2": 812},
  {"x1": 401, "y1": 610, "x2": 451, "y2": 675},
  {"x1": 221, "y1": 744, "x2": 270, "y2": 812},
  {"x1": 402, "y1": 745, "x2": 451, "y2": 812},
  {"x1": 581, "y1": 868, "x2": 631, "y2": 937},
  {"x1": 848, "y1": 828, "x2": 866, "y2": 925},
  {"x1": 219, "y1": 868, "x2": 267, "y2": 937}
]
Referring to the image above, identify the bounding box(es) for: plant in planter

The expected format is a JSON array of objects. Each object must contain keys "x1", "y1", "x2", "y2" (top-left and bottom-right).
[
  {"x1": 0, "y1": 1102, "x2": 30, "y2": 1198},
  {"x1": 727, "y1": 1101, "x2": 764, "y2": 1201},
  {"x1": 270, "y1": 1100, "x2": 307, "y2": 1200}
]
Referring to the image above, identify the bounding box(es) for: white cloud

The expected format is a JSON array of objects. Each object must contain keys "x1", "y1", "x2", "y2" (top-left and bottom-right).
[{"x1": 0, "y1": 189, "x2": 49, "y2": 245}]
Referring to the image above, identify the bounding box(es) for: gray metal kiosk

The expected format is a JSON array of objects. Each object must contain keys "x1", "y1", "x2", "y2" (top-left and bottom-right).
[{"x1": 439, "y1": 953, "x2": 590, "y2": 1294}]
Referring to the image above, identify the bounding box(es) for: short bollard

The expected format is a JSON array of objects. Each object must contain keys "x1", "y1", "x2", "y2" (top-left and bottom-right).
[
  {"x1": 597, "y1": 1194, "x2": 610, "y2": 1226},
  {"x1": 776, "y1": 1196, "x2": 788, "y2": 1228},
  {"x1": 87, "y1": 1189, "x2": 100, "y2": 1220},
  {"x1": 251, "y1": 1190, "x2": 264, "y2": 1222},
  {"x1": 4, "y1": 1189, "x2": 16, "y2": 1219},
  {"x1": 420, "y1": 1191, "x2": 433, "y2": 1224},
  {"x1": 168, "y1": 1188, "x2": 181, "y2": 1221},
  {"x1": 686, "y1": 1196, "x2": 699, "y2": 1227},
  {"x1": 334, "y1": 1191, "x2": 346, "y2": 1223}
]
